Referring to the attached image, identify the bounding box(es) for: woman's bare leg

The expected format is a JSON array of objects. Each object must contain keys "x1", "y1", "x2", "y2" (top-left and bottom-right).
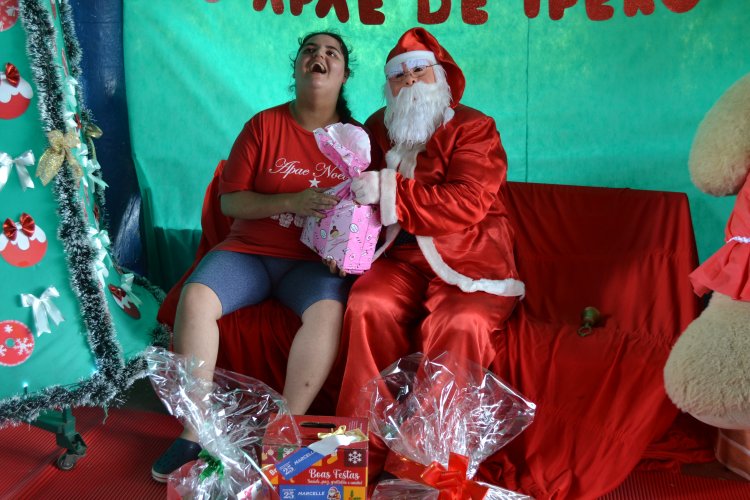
[
  {"x1": 172, "y1": 282, "x2": 222, "y2": 441},
  {"x1": 283, "y1": 299, "x2": 344, "y2": 415}
]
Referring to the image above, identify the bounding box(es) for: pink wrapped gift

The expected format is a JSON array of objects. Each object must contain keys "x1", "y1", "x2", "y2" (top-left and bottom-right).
[
  {"x1": 301, "y1": 123, "x2": 382, "y2": 274},
  {"x1": 301, "y1": 198, "x2": 381, "y2": 274}
]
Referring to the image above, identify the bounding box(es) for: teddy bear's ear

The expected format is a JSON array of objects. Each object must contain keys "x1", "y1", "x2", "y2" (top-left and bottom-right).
[{"x1": 689, "y1": 72, "x2": 750, "y2": 196}]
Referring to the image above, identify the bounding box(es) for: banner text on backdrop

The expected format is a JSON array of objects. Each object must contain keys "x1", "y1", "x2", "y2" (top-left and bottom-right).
[{"x1": 251, "y1": 0, "x2": 702, "y2": 24}]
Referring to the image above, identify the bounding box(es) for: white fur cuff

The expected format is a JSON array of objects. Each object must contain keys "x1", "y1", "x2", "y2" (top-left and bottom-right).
[{"x1": 380, "y1": 169, "x2": 398, "y2": 226}]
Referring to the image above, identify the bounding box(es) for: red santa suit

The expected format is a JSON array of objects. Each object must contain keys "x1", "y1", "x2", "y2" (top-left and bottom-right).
[{"x1": 333, "y1": 28, "x2": 525, "y2": 481}]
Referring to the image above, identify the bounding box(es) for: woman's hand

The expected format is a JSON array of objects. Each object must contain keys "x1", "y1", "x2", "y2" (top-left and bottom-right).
[
  {"x1": 289, "y1": 188, "x2": 340, "y2": 218},
  {"x1": 324, "y1": 257, "x2": 347, "y2": 277}
]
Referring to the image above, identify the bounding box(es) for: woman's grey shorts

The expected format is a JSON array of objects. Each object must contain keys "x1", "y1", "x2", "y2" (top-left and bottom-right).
[{"x1": 185, "y1": 250, "x2": 352, "y2": 317}]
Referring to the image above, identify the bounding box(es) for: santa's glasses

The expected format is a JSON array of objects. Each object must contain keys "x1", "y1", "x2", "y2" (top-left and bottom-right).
[{"x1": 386, "y1": 59, "x2": 438, "y2": 83}]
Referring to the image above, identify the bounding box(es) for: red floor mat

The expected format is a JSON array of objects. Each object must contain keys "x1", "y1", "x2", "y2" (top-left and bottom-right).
[
  {"x1": 599, "y1": 470, "x2": 750, "y2": 500},
  {"x1": 1, "y1": 407, "x2": 748, "y2": 499},
  {"x1": 1, "y1": 406, "x2": 179, "y2": 500}
]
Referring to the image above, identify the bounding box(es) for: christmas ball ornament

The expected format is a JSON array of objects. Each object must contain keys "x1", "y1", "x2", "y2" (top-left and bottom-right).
[
  {"x1": 0, "y1": 63, "x2": 33, "y2": 120},
  {"x1": 108, "y1": 284, "x2": 141, "y2": 320},
  {"x1": 0, "y1": 213, "x2": 48, "y2": 267},
  {"x1": 0, "y1": 320, "x2": 35, "y2": 367},
  {"x1": 0, "y1": 0, "x2": 19, "y2": 32}
]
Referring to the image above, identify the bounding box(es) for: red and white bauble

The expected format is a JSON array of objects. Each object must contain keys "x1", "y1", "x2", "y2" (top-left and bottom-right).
[
  {"x1": 108, "y1": 284, "x2": 141, "y2": 319},
  {"x1": 0, "y1": 320, "x2": 35, "y2": 366},
  {"x1": 0, "y1": 63, "x2": 33, "y2": 120},
  {"x1": 0, "y1": 0, "x2": 19, "y2": 32},
  {"x1": 0, "y1": 213, "x2": 48, "y2": 267}
]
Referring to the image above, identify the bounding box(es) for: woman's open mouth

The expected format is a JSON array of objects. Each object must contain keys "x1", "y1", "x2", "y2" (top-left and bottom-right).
[{"x1": 310, "y1": 62, "x2": 327, "y2": 74}]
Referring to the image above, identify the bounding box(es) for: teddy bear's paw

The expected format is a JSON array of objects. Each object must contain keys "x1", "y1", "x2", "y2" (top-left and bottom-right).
[{"x1": 664, "y1": 293, "x2": 750, "y2": 429}]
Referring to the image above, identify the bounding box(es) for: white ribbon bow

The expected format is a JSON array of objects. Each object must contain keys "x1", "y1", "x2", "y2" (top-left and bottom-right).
[
  {"x1": 120, "y1": 273, "x2": 143, "y2": 307},
  {"x1": 88, "y1": 227, "x2": 112, "y2": 286},
  {"x1": 76, "y1": 144, "x2": 108, "y2": 192},
  {"x1": 0, "y1": 150, "x2": 35, "y2": 192},
  {"x1": 63, "y1": 76, "x2": 78, "y2": 109},
  {"x1": 63, "y1": 109, "x2": 79, "y2": 130},
  {"x1": 21, "y1": 286, "x2": 65, "y2": 337}
]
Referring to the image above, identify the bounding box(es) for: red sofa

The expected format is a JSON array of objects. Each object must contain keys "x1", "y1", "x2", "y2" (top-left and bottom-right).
[{"x1": 158, "y1": 162, "x2": 714, "y2": 499}]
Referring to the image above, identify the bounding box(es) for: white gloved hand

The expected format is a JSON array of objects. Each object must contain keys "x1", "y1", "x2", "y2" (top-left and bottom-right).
[{"x1": 351, "y1": 171, "x2": 381, "y2": 205}]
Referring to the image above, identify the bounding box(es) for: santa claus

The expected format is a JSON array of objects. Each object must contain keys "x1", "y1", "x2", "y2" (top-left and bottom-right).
[{"x1": 335, "y1": 27, "x2": 525, "y2": 480}]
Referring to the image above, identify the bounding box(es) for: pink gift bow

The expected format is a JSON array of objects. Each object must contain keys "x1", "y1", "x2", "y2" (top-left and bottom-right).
[{"x1": 313, "y1": 124, "x2": 371, "y2": 202}]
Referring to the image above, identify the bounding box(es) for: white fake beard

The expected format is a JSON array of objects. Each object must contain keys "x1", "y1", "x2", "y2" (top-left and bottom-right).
[{"x1": 384, "y1": 77, "x2": 452, "y2": 148}]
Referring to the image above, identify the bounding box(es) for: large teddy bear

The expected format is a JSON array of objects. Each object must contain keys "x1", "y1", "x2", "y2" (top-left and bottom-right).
[{"x1": 664, "y1": 72, "x2": 750, "y2": 477}]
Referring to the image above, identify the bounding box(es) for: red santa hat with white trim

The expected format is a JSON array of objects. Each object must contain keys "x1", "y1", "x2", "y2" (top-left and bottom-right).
[{"x1": 384, "y1": 27, "x2": 466, "y2": 108}]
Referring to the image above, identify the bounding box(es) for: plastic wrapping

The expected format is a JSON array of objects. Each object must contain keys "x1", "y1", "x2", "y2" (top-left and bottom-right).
[
  {"x1": 145, "y1": 347, "x2": 300, "y2": 499},
  {"x1": 373, "y1": 479, "x2": 532, "y2": 500},
  {"x1": 364, "y1": 352, "x2": 536, "y2": 499}
]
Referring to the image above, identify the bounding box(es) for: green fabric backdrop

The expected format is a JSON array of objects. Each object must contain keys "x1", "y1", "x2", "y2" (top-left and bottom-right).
[{"x1": 124, "y1": 1, "x2": 749, "y2": 290}]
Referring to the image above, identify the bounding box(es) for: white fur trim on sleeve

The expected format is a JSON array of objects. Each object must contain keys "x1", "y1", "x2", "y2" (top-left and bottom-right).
[
  {"x1": 417, "y1": 236, "x2": 525, "y2": 297},
  {"x1": 380, "y1": 168, "x2": 398, "y2": 226}
]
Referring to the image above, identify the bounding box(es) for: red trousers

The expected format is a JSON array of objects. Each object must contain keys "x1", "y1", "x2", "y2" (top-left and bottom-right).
[{"x1": 334, "y1": 244, "x2": 517, "y2": 482}]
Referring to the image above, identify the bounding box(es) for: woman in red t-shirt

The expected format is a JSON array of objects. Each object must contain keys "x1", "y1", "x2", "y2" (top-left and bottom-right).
[{"x1": 152, "y1": 31, "x2": 358, "y2": 482}]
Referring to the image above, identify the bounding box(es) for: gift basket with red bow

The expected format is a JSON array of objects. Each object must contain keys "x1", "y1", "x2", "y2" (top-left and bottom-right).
[{"x1": 363, "y1": 352, "x2": 536, "y2": 499}]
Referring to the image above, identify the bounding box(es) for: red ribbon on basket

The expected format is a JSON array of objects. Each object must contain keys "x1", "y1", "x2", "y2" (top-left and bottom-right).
[
  {"x1": 386, "y1": 451, "x2": 490, "y2": 500},
  {"x1": 4, "y1": 63, "x2": 20, "y2": 86},
  {"x1": 3, "y1": 213, "x2": 35, "y2": 241}
]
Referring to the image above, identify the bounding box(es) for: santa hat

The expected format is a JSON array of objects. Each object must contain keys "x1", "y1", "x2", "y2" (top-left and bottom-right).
[{"x1": 385, "y1": 27, "x2": 465, "y2": 107}]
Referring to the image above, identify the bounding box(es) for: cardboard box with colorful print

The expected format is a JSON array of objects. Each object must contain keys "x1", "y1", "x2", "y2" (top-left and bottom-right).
[{"x1": 262, "y1": 415, "x2": 368, "y2": 500}]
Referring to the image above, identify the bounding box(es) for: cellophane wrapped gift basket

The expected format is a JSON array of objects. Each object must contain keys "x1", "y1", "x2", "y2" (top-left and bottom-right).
[
  {"x1": 363, "y1": 352, "x2": 537, "y2": 499},
  {"x1": 146, "y1": 347, "x2": 300, "y2": 500}
]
